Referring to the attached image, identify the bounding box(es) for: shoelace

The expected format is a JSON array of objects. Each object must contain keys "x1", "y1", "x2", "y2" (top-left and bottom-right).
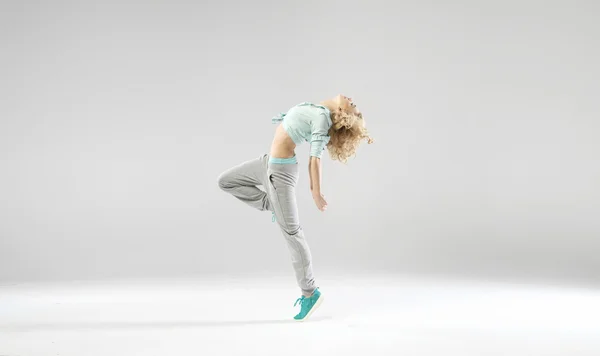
[{"x1": 294, "y1": 296, "x2": 306, "y2": 307}]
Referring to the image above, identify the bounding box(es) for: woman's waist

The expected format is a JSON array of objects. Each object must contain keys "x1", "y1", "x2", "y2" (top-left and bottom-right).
[{"x1": 268, "y1": 155, "x2": 298, "y2": 165}]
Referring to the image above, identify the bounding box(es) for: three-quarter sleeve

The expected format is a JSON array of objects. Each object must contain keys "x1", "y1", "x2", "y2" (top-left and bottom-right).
[{"x1": 309, "y1": 113, "x2": 332, "y2": 158}]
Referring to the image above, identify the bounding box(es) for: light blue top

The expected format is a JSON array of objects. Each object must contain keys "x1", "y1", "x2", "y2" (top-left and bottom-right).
[{"x1": 271, "y1": 102, "x2": 332, "y2": 158}]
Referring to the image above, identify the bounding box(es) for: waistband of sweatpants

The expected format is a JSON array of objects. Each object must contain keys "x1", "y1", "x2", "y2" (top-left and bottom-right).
[{"x1": 268, "y1": 155, "x2": 297, "y2": 165}]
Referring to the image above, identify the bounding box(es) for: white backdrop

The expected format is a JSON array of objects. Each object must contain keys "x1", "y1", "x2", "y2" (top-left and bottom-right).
[{"x1": 1, "y1": 0, "x2": 598, "y2": 285}]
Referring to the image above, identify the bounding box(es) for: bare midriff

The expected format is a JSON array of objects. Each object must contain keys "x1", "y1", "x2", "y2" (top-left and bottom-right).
[{"x1": 269, "y1": 124, "x2": 297, "y2": 159}]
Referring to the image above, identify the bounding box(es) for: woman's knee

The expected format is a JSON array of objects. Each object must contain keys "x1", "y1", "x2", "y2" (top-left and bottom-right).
[
  {"x1": 278, "y1": 221, "x2": 302, "y2": 236},
  {"x1": 217, "y1": 171, "x2": 232, "y2": 190}
]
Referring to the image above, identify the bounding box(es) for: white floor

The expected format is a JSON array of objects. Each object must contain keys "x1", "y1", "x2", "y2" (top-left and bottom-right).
[{"x1": 1, "y1": 273, "x2": 599, "y2": 356}]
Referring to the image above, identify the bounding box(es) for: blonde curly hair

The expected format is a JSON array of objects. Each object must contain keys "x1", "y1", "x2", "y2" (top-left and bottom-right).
[{"x1": 326, "y1": 107, "x2": 374, "y2": 163}]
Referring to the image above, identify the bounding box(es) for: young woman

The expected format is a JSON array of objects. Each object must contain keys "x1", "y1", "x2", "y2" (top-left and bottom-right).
[{"x1": 217, "y1": 94, "x2": 373, "y2": 321}]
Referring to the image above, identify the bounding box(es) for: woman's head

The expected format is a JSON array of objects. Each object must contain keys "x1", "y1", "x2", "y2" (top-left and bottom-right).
[{"x1": 322, "y1": 94, "x2": 374, "y2": 163}]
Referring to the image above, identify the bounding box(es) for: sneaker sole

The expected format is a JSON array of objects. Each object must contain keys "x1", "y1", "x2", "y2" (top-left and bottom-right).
[{"x1": 295, "y1": 294, "x2": 324, "y2": 322}]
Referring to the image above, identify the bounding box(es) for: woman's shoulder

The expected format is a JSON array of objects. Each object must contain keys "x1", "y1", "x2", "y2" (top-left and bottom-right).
[
  {"x1": 294, "y1": 102, "x2": 331, "y2": 121},
  {"x1": 295, "y1": 102, "x2": 330, "y2": 113},
  {"x1": 277, "y1": 102, "x2": 331, "y2": 127}
]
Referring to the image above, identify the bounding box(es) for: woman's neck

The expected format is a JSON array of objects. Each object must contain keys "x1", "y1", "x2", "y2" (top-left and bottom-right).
[{"x1": 319, "y1": 100, "x2": 337, "y2": 113}]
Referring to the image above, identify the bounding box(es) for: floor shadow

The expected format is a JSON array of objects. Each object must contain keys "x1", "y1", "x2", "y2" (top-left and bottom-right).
[{"x1": 1, "y1": 316, "x2": 334, "y2": 332}]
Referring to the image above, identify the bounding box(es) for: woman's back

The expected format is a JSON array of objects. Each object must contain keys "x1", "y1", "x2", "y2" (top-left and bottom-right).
[{"x1": 270, "y1": 123, "x2": 296, "y2": 159}]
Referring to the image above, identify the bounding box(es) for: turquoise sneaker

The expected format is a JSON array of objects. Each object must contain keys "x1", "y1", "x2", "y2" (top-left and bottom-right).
[{"x1": 293, "y1": 288, "x2": 323, "y2": 321}]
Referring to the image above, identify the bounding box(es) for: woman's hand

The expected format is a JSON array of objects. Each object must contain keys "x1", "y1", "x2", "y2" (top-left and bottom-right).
[{"x1": 312, "y1": 191, "x2": 328, "y2": 211}]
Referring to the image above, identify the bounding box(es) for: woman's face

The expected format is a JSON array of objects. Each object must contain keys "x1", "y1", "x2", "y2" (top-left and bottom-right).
[{"x1": 335, "y1": 94, "x2": 358, "y2": 113}]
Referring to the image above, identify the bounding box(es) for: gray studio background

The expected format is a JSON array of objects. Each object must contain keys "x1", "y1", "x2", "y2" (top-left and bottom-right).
[{"x1": 1, "y1": 0, "x2": 598, "y2": 286}]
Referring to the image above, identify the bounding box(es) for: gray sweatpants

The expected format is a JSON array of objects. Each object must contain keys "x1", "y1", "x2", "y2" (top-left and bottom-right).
[{"x1": 217, "y1": 154, "x2": 317, "y2": 294}]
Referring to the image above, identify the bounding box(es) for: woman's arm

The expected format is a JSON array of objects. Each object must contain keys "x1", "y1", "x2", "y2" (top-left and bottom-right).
[
  {"x1": 308, "y1": 112, "x2": 330, "y2": 211},
  {"x1": 309, "y1": 156, "x2": 328, "y2": 211},
  {"x1": 309, "y1": 156, "x2": 321, "y2": 193}
]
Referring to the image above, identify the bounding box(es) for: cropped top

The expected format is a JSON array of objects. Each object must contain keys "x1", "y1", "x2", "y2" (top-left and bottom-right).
[{"x1": 271, "y1": 102, "x2": 332, "y2": 158}]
